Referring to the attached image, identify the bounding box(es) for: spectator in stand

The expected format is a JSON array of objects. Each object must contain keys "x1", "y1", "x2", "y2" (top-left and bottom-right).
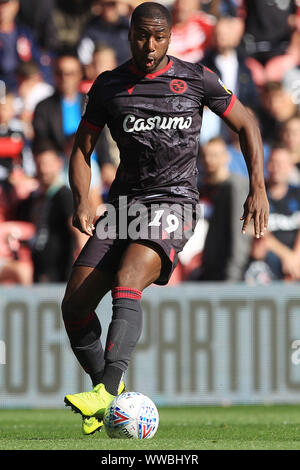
[
  {"x1": 50, "y1": 0, "x2": 93, "y2": 54},
  {"x1": 0, "y1": 0, "x2": 51, "y2": 91},
  {"x1": 78, "y1": 0, "x2": 137, "y2": 67},
  {"x1": 0, "y1": 89, "x2": 36, "y2": 183},
  {"x1": 80, "y1": 42, "x2": 119, "y2": 197},
  {"x1": 33, "y1": 54, "x2": 84, "y2": 155},
  {"x1": 189, "y1": 136, "x2": 251, "y2": 281},
  {"x1": 278, "y1": 114, "x2": 300, "y2": 186},
  {"x1": 201, "y1": 14, "x2": 259, "y2": 143},
  {"x1": 280, "y1": 114, "x2": 300, "y2": 172},
  {"x1": 259, "y1": 81, "x2": 299, "y2": 145},
  {"x1": 202, "y1": 15, "x2": 258, "y2": 110},
  {"x1": 0, "y1": 90, "x2": 37, "y2": 284},
  {"x1": 239, "y1": 0, "x2": 300, "y2": 87},
  {"x1": 80, "y1": 42, "x2": 117, "y2": 94},
  {"x1": 17, "y1": 148, "x2": 80, "y2": 283},
  {"x1": 245, "y1": 144, "x2": 300, "y2": 282},
  {"x1": 0, "y1": 92, "x2": 23, "y2": 182},
  {"x1": 16, "y1": 61, "x2": 54, "y2": 141},
  {"x1": 168, "y1": 0, "x2": 216, "y2": 63},
  {"x1": 33, "y1": 52, "x2": 117, "y2": 208},
  {"x1": 0, "y1": 90, "x2": 38, "y2": 211},
  {"x1": 32, "y1": 53, "x2": 100, "y2": 209},
  {"x1": 17, "y1": 0, "x2": 56, "y2": 54}
]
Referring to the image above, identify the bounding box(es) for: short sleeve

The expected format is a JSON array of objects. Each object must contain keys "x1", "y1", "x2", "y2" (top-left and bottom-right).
[
  {"x1": 81, "y1": 75, "x2": 108, "y2": 130},
  {"x1": 202, "y1": 66, "x2": 237, "y2": 117}
]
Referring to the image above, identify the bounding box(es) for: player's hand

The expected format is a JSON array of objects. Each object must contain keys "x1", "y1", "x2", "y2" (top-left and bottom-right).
[
  {"x1": 240, "y1": 187, "x2": 269, "y2": 238},
  {"x1": 72, "y1": 202, "x2": 95, "y2": 237}
]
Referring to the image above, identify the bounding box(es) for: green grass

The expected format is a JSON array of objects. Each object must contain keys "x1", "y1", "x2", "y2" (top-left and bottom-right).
[{"x1": 0, "y1": 405, "x2": 300, "y2": 450}]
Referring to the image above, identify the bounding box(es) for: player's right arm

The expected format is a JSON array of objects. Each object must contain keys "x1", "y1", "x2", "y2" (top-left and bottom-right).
[
  {"x1": 69, "y1": 120, "x2": 102, "y2": 236},
  {"x1": 70, "y1": 74, "x2": 107, "y2": 236}
]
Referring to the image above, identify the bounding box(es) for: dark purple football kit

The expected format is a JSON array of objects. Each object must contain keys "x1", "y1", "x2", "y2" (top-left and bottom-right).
[{"x1": 74, "y1": 55, "x2": 236, "y2": 284}]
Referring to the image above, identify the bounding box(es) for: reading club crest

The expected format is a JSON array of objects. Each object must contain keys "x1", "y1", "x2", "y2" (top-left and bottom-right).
[{"x1": 170, "y1": 79, "x2": 187, "y2": 94}]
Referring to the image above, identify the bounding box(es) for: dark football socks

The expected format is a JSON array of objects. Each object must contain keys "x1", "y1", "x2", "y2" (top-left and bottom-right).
[
  {"x1": 63, "y1": 311, "x2": 105, "y2": 387},
  {"x1": 63, "y1": 287, "x2": 143, "y2": 395},
  {"x1": 101, "y1": 287, "x2": 143, "y2": 395}
]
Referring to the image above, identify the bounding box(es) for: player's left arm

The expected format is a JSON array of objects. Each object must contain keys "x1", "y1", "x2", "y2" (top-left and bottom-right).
[{"x1": 222, "y1": 98, "x2": 269, "y2": 238}]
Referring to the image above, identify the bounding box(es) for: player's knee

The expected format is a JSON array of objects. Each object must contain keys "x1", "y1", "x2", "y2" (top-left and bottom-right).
[
  {"x1": 113, "y1": 266, "x2": 144, "y2": 290},
  {"x1": 61, "y1": 296, "x2": 72, "y2": 322},
  {"x1": 113, "y1": 267, "x2": 157, "y2": 291}
]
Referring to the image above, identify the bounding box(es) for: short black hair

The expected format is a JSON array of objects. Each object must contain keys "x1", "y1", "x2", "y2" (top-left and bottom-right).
[{"x1": 131, "y1": 2, "x2": 172, "y2": 29}]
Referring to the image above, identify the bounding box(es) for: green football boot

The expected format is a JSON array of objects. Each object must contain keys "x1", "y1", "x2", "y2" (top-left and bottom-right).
[
  {"x1": 81, "y1": 416, "x2": 104, "y2": 436},
  {"x1": 65, "y1": 381, "x2": 126, "y2": 435},
  {"x1": 81, "y1": 381, "x2": 126, "y2": 435}
]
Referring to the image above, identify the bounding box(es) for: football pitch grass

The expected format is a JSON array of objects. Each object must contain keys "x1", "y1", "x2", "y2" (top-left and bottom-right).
[{"x1": 1, "y1": 405, "x2": 300, "y2": 450}]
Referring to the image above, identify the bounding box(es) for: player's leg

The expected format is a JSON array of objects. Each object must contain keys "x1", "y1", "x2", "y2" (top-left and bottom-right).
[
  {"x1": 100, "y1": 241, "x2": 162, "y2": 396},
  {"x1": 65, "y1": 242, "x2": 162, "y2": 420},
  {"x1": 62, "y1": 265, "x2": 126, "y2": 434},
  {"x1": 61, "y1": 265, "x2": 114, "y2": 387},
  {"x1": 62, "y1": 266, "x2": 128, "y2": 434}
]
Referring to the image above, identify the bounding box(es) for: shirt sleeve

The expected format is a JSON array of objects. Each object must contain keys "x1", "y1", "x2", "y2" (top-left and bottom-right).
[
  {"x1": 81, "y1": 74, "x2": 108, "y2": 131},
  {"x1": 202, "y1": 66, "x2": 237, "y2": 117}
]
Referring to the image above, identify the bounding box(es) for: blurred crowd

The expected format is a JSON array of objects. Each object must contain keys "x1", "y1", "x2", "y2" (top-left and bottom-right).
[{"x1": 0, "y1": 0, "x2": 299, "y2": 285}]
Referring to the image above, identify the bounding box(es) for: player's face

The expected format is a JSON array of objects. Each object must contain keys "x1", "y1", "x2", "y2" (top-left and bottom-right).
[{"x1": 129, "y1": 17, "x2": 171, "y2": 74}]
